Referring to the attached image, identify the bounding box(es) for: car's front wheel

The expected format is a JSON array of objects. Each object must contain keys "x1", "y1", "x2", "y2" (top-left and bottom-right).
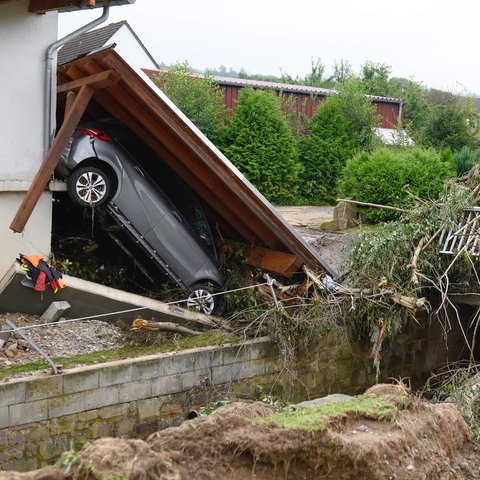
[
  {"x1": 186, "y1": 284, "x2": 223, "y2": 316},
  {"x1": 67, "y1": 166, "x2": 111, "y2": 207}
]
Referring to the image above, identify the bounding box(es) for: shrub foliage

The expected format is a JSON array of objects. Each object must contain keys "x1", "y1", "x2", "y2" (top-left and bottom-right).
[
  {"x1": 337, "y1": 147, "x2": 457, "y2": 222},
  {"x1": 221, "y1": 87, "x2": 302, "y2": 204},
  {"x1": 297, "y1": 79, "x2": 378, "y2": 203},
  {"x1": 453, "y1": 146, "x2": 480, "y2": 176},
  {"x1": 153, "y1": 61, "x2": 228, "y2": 146}
]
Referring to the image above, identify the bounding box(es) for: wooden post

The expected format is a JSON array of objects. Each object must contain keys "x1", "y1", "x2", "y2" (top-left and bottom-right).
[
  {"x1": 10, "y1": 84, "x2": 93, "y2": 233},
  {"x1": 64, "y1": 90, "x2": 77, "y2": 116}
]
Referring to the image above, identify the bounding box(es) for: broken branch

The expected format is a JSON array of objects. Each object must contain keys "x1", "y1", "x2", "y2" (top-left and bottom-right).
[
  {"x1": 336, "y1": 198, "x2": 406, "y2": 212},
  {"x1": 131, "y1": 319, "x2": 202, "y2": 336},
  {"x1": 408, "y1": 237, "x2": 425, "y2": 285}
]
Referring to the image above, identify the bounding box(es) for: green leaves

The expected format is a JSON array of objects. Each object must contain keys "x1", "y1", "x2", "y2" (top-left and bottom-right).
[
  {"x1": 221, "y1": 88, "x2": 302, "y2": 204},
  {"x1": 297, "y1": 79, "x2": 378, "y2": 203},
  {"x1": 153, "y1": 61, "x2": 228, "y2": 146},
  {"x1": 338, "y1": 147, "x2": 457, "y2": 223}
]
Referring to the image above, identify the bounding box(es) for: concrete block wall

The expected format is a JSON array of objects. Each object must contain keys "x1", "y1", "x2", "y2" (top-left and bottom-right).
[{"x1": 0, "y1": 338, "x2": 280, "y2": 471}]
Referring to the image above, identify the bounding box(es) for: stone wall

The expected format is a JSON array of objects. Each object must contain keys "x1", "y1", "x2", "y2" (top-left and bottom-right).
[{"x1": 0, "y1": 313, "x2": 472, "y2": 472}]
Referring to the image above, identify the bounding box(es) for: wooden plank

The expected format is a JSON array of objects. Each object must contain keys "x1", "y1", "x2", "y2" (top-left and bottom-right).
[
  {"x1": 10, "y1": 84, "x2": 94, "y2": 233},
  {"x1": 240, "y1": 244, "x2": 302, "y2": 277},
  {"x1": 28, "y1": 0, "x2": 72, "y2": 12},
  {"x1": 64, "y1": 91, "x2": 76, "y2": 116},
  {"x1": 56, "y1": 70, "x2": 120, "y2": 94}
]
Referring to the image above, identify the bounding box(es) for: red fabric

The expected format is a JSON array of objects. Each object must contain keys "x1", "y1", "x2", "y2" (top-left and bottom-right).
[{"x1": 34, "y1": 271, "x2": 46, "y2": 291}]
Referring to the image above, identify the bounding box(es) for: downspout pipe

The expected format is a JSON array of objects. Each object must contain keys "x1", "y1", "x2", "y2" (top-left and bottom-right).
[
  {"x1": 44, "y1": 5, "x2": 110, "y2": 156},
  {"x1": 398, "y1": 100, "x2": 405, "y2": 128}
]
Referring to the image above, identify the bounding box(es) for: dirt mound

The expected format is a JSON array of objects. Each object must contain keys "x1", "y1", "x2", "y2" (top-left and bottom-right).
[
  {"x1": 209, "y1": 400, "x2": 276, "y2": 418},
  {"x1": 1, "y1": 389, "x2": 480, "y2": 480}
]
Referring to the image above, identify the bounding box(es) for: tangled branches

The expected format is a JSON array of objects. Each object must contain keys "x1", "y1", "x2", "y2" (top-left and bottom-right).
[{"x1": 342, "y1": 177, "x2": 480, "y2": 362}]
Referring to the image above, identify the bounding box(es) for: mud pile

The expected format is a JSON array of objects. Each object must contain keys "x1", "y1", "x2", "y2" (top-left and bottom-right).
[{"x1": 1, "y1": 387, "x2": 479, "y2": 480}]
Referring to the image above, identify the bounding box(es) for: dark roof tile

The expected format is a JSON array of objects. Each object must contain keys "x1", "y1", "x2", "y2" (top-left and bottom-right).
[{"x1": 57, "y1": 21, "x2": 126, "y2": 66}]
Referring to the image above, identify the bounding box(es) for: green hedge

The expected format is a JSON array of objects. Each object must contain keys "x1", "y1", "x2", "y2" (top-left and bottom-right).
[{"x1": 337, "y1": 147, "x2": 457, "y2": 223}]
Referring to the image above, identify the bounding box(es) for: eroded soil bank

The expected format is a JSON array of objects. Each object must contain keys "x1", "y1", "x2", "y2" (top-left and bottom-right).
[{"x1": 1, "y1": 386, "x2": 479, "y2": 480}]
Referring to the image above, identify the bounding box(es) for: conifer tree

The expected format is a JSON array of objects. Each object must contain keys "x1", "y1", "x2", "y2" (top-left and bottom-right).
[{"x1": 222, "y1": 88, "x2": 301, "y2": 204}]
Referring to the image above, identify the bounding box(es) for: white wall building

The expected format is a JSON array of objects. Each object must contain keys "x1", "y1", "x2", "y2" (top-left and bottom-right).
[
  {"x1": 0, "y1": 1, "x2": 57, "y2": 279},
  {"x1": 0, "y1": 2, "x2": 146, "y2": 284},
  {"x1": 57, "y1": 20, "x2": 158, "y2": 71}
]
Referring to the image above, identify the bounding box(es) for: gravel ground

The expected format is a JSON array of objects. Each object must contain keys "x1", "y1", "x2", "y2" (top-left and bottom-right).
[{"x1": 0, "y1": 312, "x2": 125, "y2": 377}]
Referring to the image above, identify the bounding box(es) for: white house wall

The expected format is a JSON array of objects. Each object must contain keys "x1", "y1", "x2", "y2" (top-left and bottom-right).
[
  {"x1": 0, "y1": 1, "x2": 57, "y2": 278},
  {"x1": 109, "y1": 26, "x2": 158, "y2": 70}
]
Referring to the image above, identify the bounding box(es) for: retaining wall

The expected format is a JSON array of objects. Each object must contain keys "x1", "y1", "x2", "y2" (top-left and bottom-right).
[{"x1": 0, "y1": 312, "x2": 473, "y2": 472}]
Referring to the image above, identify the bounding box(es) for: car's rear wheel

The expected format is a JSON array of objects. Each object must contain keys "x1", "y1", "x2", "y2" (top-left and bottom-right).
[
  {"x1": 67, "y1": 166, "x2": 111, "y2": 207},
  {"x1": 186, "y1": 284, "x2": 223, "y2": 316}
]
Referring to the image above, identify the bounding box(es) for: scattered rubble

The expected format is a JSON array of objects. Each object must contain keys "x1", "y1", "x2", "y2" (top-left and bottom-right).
[{"x1": 0, "y1": 313, "x2": 124, "y2": 374}]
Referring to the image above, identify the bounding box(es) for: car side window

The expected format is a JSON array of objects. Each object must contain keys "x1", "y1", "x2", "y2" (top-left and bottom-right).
[{"x1": 107, "y1": 121, "x2": 216, "y2": 254}]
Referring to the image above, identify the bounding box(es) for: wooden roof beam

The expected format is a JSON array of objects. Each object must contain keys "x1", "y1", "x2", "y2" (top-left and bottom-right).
[
  {"x1": 29, "y1": 1, "x2": 79, "y2": 13},
  {"x1": 11, "y1": 70, "x2": 121, "y2": 233},
  {"x1": 56, "y1": 69, "x2": 120, "y2": 93},
  {"x1": 10, "y1": 84, "x2": 93, "y2": 233},
  {"x1": 29, "y1": 0, "x2": 135, "y2": 13}
]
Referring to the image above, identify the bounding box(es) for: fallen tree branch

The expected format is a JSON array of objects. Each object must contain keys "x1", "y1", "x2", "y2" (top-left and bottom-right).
[
  {"x1": 302, "y1": 266, "x2": 326, "y2": 290},
  {"x1": 389, "y1": 293, "x2": 428, "y2": 310},
  {"x1": 303, "y1": 267, "x2": 428, "y2": 312},
  {"x1": 408, "y1": 237, "x2": 425, "y2": 285},
  {"x1": 336, "y1": 198, "x2": 406, "y2": 213},
  {"x1": 337, "y1": 286, "x2": 428, "y2": 310},
  {"x1": 130, "y1": 318, "x2": 202, "y2": 336}
]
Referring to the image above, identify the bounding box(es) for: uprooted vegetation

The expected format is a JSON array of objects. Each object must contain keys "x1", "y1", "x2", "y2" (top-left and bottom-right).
[
  {"x1": 43, "y1": 166, "x2": 480, "y2": 381},
  {"x1": 336, "y1": 171, "x2": 480, "y2": 361}
]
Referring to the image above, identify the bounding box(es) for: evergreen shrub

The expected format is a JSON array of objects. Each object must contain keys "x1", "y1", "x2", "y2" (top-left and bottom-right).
[
  {"x1": 221, "y1": 88, "x2": 302, "y2": 204},
  {"x1": 337, "y1": 147, "x2": 457, "y2": 223},
  {"x1": 453, "y1": 146, "x2": 480, "y2": 176}
]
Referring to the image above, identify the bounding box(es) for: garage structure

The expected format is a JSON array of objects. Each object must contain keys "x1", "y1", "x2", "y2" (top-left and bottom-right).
[{"x1": 10, "y1": 46, "x2": 335, "y2": 284}]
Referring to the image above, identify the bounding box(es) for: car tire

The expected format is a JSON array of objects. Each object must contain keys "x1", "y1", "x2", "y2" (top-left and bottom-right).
[
  {"x1": 67, "y1": 166, "x2": 111, "y2": 207},
  {"x1": 186, "y1": 284, "x2": 223, "y2": 316}
]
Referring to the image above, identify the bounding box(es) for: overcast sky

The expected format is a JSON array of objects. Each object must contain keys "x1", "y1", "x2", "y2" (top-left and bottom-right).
[{"x1": 58, "y1": 0, "x2": 480, "y2": 95}]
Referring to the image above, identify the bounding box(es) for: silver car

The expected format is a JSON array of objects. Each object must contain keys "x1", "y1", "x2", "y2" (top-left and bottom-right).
[{"x1": 56, "y1": 119, "x2": 224, "y2": 315}]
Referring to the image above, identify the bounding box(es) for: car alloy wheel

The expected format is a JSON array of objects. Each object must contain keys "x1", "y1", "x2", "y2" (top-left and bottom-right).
[
  {"x1": 186, "y1": 285, "x2": 218, "y2": 315},
  {"x1": 68, "y1": 166, "x2": 111, "y2": 207}
]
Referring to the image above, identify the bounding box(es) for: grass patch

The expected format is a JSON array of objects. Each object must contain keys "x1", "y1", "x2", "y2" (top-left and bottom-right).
[
  {"x1": 0, "y1": 330, "x2": 240, "y2": 380},
  {"x1": 255, "y1": 395, "x2": 400, "y2": 432}
]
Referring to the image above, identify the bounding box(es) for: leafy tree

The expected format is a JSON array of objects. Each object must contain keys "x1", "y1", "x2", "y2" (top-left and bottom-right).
[
  {"x1": 338, "y1": 147, "x2": 457, "y2": 223},
  {"x1": 334, "y1": 78, "x2": 379, "y2": 151},
  {"x1": 303, "y1": 58, "x2": 335, "y2": 88},
  {"x1": 221, "y1": 88, "x2": 302, "y2": 204},
  {"x1": 280, "y1": 57, "x2": 335, "y2": 89},
  {"x1": 332, "y1": 59, "x2": 353, "y2": 84},
  {"x1": 399, "y1": 80, "x2": 431, "y2": 144},
  {"x1": 421, "y1": 91, "x2": 478, "y2": 151},
  {"x1": 297, "y1": 78, "x2": 378, "y2": 203},
  {"x1": 359, "y1": 61, "x2": 392, "y2": 97},
  {"x1": 153, "y1": 61, "x2": 228, "y2": 145}
]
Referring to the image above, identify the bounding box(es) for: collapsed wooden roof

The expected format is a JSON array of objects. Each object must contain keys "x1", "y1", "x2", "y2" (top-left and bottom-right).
[{"x1": 11, "y1": 47, "x2": 335, "y2": 279}]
